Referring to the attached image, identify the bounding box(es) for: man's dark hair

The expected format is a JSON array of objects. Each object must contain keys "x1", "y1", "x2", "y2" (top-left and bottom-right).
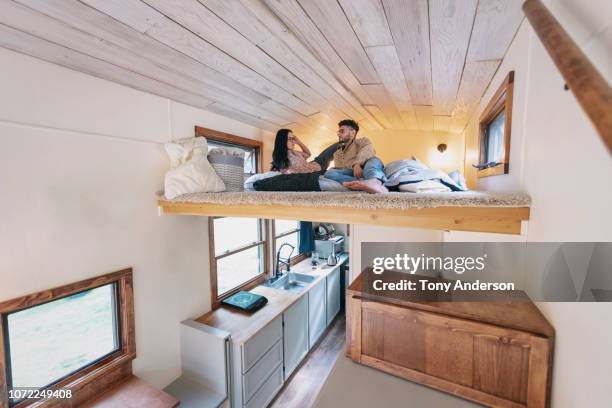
[{"x1": 338, "y1": 119, "x2": 359, "y2": 133}]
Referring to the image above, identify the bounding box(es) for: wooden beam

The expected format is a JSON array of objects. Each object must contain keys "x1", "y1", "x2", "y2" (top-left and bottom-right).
[
  {"x1": 430, "y1": 0, "x2": 478, "y2": 116},
  {"x1": 158, "y1": 200, "x2": 530, "y2": 235},
  {"x1": 523, "y1": 0, "x2": 612, "y2": 154}
]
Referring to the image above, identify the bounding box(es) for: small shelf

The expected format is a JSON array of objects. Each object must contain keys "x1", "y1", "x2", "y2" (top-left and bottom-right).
[{"x1": 164, "y1": 377, "x2": 226, "y2": 408}]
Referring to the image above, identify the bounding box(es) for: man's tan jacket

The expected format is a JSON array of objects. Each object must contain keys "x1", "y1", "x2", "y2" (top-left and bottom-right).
[{"x1": 332, "y1": 137, "x2": 375, "y2": 168}]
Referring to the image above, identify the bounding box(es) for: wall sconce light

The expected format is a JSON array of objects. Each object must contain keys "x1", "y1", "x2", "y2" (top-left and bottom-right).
[{"x1": 437, "y1": 143, "x2": 447, "y2": 153}]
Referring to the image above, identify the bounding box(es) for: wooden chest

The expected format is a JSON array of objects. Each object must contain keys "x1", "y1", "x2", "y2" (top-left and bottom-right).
[{"x1": 346, "y1": 270, "x2": 554, "y2": 408}]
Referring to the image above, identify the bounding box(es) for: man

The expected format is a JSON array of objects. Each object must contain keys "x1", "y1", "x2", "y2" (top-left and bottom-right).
[{"x1": 324, "y1": 119, "x2": 388, "y2": 194}]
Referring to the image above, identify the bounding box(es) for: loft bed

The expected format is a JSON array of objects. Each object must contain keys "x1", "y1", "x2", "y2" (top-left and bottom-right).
[{"x1": 157, "y1": 191, "x2": 530, "y2": 235}]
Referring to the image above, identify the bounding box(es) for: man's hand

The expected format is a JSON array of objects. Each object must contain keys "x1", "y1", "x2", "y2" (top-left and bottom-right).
[{"x1": 353, "y1": 163, "x2": 363, "y2": 178}]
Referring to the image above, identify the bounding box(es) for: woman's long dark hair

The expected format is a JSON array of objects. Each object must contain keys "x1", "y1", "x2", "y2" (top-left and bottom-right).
[{"x1": 271, "y1": 128, "x2": 291, "y2": 171}]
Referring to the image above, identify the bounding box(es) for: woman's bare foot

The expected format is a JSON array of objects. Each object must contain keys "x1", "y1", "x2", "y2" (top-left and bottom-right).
[{"x1": 342, "y1": 178, "x2": 388, "y2": 194}]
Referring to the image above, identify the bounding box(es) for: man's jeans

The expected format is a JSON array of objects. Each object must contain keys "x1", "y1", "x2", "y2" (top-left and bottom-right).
[{"x1": 324, "y1": 157, "x2": 387, "y2": 184}]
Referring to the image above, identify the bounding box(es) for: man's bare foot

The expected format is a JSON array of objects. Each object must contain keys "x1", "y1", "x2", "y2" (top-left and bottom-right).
[{"x1": 342, "y1": 178, "x2": 388, "y2": 194}]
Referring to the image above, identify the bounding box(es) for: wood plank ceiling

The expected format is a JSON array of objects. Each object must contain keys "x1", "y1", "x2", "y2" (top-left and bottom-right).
[{"x1": 0, "y1": 0, "x2": 524, "y2": 135}]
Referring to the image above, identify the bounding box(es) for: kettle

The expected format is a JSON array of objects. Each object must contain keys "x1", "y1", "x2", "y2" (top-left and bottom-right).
[{"x1": 327, "y1": 248, "x2": 338, "y2": 266}]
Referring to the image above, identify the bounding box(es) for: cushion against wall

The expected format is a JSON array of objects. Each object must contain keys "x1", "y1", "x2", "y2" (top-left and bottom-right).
[{"x1": 164, "y1": 137, "x2": 225, "y2": 199}]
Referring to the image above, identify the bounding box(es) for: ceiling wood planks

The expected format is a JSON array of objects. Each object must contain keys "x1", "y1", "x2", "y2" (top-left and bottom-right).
[
  {"x1": 3, "y1": 0, "x2": 524, "y2": 138},
  {"x1": 430, "y1": 0, "x2": 478, "y2": 116}
]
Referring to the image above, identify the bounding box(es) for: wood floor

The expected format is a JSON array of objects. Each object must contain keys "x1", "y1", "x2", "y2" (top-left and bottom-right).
[{"x1": 270, "y1": 313, "x2": 346, "y2": 408}]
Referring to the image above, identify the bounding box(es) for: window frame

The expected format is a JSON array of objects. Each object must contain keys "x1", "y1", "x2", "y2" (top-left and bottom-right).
[
  {"x1": 477, "y1": 71, "x2": 515, "y2": 178},
  {"x1": 272, "y1": 221, "x2": 307, "y2": 268},
  {"x1": 0, "y1": 268, "x2": 135, "y2": 408},
  {"x1": 197, "y1": 126, "x2": 269, "y2": 308}
]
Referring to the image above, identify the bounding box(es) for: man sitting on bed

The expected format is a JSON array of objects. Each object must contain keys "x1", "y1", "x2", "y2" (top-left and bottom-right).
[{"x1": 324, "y1": 119, "x2": 388, "y2": 194}]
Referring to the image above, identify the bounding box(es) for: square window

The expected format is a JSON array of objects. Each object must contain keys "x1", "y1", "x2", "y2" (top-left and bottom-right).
[{"x1": 4, "y1": 284, "x2": 120, "y2": 403}]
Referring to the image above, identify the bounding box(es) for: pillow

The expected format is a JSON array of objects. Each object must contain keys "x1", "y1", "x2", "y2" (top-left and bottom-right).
[
  {"x1": 244, "y1": 171, "x2": 281, "y2": 191},
  {"x1": 164, "y1": 137, "x2": 225, "y2": 199}
]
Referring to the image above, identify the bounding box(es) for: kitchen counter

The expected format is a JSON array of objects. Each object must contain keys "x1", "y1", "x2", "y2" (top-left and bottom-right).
[{"x1": 195, "y1": 253, "x2": 348, "y2": 344}]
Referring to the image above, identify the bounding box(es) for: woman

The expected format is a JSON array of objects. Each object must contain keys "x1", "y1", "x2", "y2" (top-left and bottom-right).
[
  {"x1": 269, "y1": 129, "x2": 346, "y2": 191},
  {"x1": 271, "y1": 129, "x2": 336, "y2": 174}
]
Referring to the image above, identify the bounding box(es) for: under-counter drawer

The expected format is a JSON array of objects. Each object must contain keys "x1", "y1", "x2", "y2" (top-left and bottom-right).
[
  {"x1": 243, "y1": 339, "x2": 283, "y2": 402},
  {"x1": 242, "y1": 316, "x2": 282, "y2": 372},
  {"x1": 244, "y1": 365, "x2": 283, "y2": 408}
]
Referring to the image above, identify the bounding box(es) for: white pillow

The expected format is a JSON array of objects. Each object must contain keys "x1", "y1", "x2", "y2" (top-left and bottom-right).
[{"x1": 164, "y1": 137, "x2": 225, "y2": 199}]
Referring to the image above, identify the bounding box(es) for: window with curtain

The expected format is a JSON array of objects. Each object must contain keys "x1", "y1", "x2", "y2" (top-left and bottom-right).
[
  {"x1": 477, "y1": 71, "x2": 514, "y2": 178},
  {"x1": 273, "y1": 220, "x2": 305, "y2": 267}
]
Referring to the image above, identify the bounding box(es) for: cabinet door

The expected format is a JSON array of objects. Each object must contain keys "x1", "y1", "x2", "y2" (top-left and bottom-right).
[
  {"x1": 308, "y1": 278, "x2": 327, "y2": 347},
  {"x1": 326, "y1": 268, "x2": 341, "y2": 325},
  {"x1": 283, "y1": 295, "x2": 309, "y2": 379}
]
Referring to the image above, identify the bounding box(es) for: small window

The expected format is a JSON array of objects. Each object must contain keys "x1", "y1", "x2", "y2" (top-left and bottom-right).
[
  {"x1": 212, "y1": 217, "x2": 268, "y2": 298},
  {"x1": 3, "y1": 284, "x2": 120, "y2": 403},
  {"x1": 0, "y1": 269, "x2": 135, "y2": 407},
  {"x1": 208, "y1": 140, "x2": 257, "y2": 175},
  {"x1": 477, "y1": 71, "x2": 514, "y2": 178},
  {"x1": 273, "y1": 220, "x2": 305, "y2": 267}
]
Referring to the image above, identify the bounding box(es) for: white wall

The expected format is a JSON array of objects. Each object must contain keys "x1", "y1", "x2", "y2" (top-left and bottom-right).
[
  {"x1": 349, "y1": 225, "x2": 442, "y2": 282},
  {"x1": 461, "y1": 1, "x2": 612, "y2": 406},
  {"x1": 0, "y1": 47, "x2": 265, "y2": 388}
]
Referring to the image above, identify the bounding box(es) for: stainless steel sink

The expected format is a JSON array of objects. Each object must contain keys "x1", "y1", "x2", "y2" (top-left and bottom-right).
[{"x1": 265, "y1": 272, "x2": 316, "y2": 294}]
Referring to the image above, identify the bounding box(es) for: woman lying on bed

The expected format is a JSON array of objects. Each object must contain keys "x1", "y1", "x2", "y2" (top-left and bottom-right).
[{"x1": 267, "y1": 129, "x2": 348, "y2": 191}]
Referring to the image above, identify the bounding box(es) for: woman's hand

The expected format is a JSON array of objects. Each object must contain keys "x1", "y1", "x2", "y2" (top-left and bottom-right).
[{"x1": 293, "y1": 134, "x2": 311, "y2": 158}]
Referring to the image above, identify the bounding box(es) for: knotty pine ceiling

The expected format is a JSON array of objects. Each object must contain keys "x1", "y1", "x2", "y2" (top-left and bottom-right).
[{"x1": 0, "y1": 0, "x2": 524, "y2": 136}]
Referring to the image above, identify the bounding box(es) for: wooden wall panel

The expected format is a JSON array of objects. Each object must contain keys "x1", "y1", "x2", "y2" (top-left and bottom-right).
[
  {"x1": 473, "y1": 335, "x2": 530, "y2": 403},
  {"x1": 83, "y1": 0, "x2": 317, "y2": 116},
  {"x1": 383, "y1": 0, "x2": 432, "y2": 106},
  {"x1": 297, "y1": 0, "x2": 380, "y2": 84},
  {"x1": 3, "y1": 0, "x2": 524, "y2": 136},
  {"x1": 467, "y1": 0, "x2": 525, "y2": 61},
  {"x1": 430, "y1": 0, "x2": 478, "y2": 115},
  {"x1": 339, "y1": 0, "x2": 393, "y2": 47},
  {"x1": 451, "y1": 60, "x2": 500, "y2": 133},
  {"x1": 362, "y1": 84, "x2": 405, "y2": 129},
  {"x1": 366, "y1": 45, "x2": 413, "y2": 111},
  {"x1": 143, "y1": 0, "x2": 326, "y2": 107},
  {"x1": 262, "y1": 0, "x2": 376, "y2": 105}
]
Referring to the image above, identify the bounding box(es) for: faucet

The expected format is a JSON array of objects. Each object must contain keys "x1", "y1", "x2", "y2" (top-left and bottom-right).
[{"x1": 274, "y1": 243, "x2": 295, "y2": 279}]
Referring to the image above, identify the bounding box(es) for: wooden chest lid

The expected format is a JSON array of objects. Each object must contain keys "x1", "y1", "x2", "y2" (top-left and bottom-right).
[{"x1": 348, "y1": 269, "x2": 554, "y2": 338}]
